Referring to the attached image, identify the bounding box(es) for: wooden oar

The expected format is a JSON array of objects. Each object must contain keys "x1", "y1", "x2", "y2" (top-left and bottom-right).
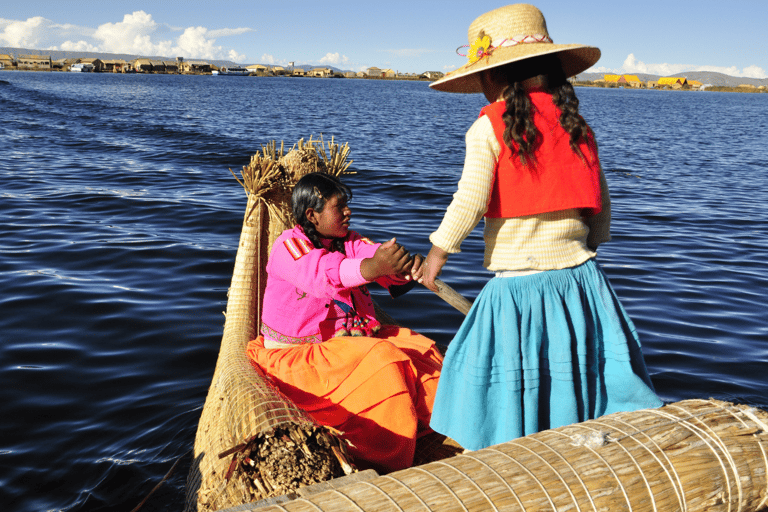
[{"x1": 432, "y1": 278, "x2": 473, "y2": 315}]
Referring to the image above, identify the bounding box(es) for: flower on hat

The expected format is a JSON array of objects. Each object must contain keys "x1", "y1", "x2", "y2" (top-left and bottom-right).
[{"x1": 468, "y1": 35, "x2": 491, "y2": 64}]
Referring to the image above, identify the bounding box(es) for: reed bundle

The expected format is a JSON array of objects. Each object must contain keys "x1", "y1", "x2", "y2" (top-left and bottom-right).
[
  {"x1": 184, "y1": 137, "x2": 356, "y2": 512},
  {"x1": 240, "y1": 399, "x2": 768, "y2": 512}
]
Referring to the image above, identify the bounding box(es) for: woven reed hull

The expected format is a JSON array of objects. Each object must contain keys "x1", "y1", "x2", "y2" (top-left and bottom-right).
[{"x1": 238, "y1": 398, "x2": 768, "y2": 512}]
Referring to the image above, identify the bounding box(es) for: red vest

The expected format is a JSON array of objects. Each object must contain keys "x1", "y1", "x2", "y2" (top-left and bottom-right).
[{"x1": 481, "y1": 93, "x2": 602, "y2": 218}]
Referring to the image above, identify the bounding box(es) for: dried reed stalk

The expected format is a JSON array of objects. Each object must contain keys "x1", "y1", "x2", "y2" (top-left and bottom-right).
[{"x1": 217, "y1": 424, "x2": 355, "y2": 503}]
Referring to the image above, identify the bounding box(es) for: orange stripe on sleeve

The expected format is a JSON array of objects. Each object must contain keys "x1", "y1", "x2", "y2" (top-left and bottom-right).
[{"x1": 284, "y1": 238, "x2": 313, "y2": 260}]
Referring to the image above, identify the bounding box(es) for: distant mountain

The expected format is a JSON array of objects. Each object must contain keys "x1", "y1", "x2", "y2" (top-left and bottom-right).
[
  {"x1": 574, "y1": 71, "x2": 768, "y2": 88},
  {"x1": 669, "y1": 71, "x2": 768, "y2": 88}
]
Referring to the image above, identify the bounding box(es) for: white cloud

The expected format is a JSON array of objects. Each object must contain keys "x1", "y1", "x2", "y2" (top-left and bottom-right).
[
  {"x1": 318, "y1": 52, "x2": 348, "y2": 65},
  {"x1": 228, "y1": 49, "x2": 246, "y2": 62},
  {"x1": 620, "y1": 53, "x2": 691, "y2": 76},
  {"x1": 0, "y1": 16, "x2": 90, "y2": 48},
  {"x1": 91, "y1": 11, "x2": 170, "y2": 55},
  {"x1": 0, "y1": 16, "x2": 45, "y2": 46},
  {"x1": 59, "y1": 40, "x2": 100, "y2": 52},
  {"x1": 618, "y1": 53, "x2": 767, "y2": 79},
  {"x1": 175, "y1": 26, "x2": 238, "y2": 60},
  {"x1": 261, "y1": 53, "x2": 277, "y2": 65},
  {"x1": 741, "y1": 65, "x2": 768, "y2": 79},
  {"x1": 0, "y1": 12, "x2": 252, "y2": 62}
]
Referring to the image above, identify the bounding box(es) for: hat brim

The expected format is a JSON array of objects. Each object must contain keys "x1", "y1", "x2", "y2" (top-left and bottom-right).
[{"x1": 430, "y1": 43, "x2": 600, "y2": 93}]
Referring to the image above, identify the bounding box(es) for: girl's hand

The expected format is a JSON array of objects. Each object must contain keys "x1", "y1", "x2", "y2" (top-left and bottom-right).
[
  {"x1": 420, "y1": 245, "x2": 449, "y2": 292},
  {"x1": 407, "y1": 254, "x2": 424, "y2": 281},
  {"x1": 361, "y1": 238, "x2": 412, "y2": 281}
]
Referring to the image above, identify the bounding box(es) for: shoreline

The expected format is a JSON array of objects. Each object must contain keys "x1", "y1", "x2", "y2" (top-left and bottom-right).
[
  {"x1": 3, "y1": 69, "x2": 765, "y2": 93},
  {"x1": 572, "y1": 80, "x2": 767, "y2": 94}
]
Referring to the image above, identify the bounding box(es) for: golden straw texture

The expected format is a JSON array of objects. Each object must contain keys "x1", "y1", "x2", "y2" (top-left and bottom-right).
[
  {"x1": 430, "y1": 4, "x2": 600, "y2": 93},
  {"x1": 237, "y1": 399, "x2": 768, "y2": 512}
]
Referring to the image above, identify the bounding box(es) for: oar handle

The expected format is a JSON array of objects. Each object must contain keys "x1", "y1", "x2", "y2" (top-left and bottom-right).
[{"x1": 432, "y1": 278, "x2": 472, "y2": 315}]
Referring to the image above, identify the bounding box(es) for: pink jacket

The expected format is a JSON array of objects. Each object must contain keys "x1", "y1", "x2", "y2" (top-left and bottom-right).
[{"x1": 260, "y1": 226, "x2": 413, "y2": 344}]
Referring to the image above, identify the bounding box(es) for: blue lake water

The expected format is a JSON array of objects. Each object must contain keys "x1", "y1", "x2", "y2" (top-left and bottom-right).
[{"x1": 1, "y1": 72, "x2": 767, "y2": 511}]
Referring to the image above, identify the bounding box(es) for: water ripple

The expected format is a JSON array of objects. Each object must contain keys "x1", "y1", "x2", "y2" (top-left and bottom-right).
[{"x1": 1, "y1": 72, "x2": 767, "y2": 511}]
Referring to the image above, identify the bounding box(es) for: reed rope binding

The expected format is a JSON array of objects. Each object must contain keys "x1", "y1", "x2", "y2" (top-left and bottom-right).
[
  {"x1": 241, "y1": 402, "x2": 767, "y2": 512},
  {"x1": 526, "y1": 436, "x2": 595, "y2": 511}
]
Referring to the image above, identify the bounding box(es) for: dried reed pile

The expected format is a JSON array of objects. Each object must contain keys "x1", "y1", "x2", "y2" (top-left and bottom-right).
[
  {"x1": 183, "y1": 137, "x2": 357, "y2": 512},
  {"x1": 216, "y1": 424, "x2": 354, "y2": 502},
  {"x1": 236, "y1": 398, "x2": 768, "y2": 512}
]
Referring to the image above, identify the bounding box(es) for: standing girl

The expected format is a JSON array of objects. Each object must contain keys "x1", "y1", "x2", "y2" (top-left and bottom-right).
[
  {"x1": 417, "y1": 4, "x2": 662, "y2": 451},
  {"x1": 247, "y1": 172, "x2": 443, "y2": 472}
]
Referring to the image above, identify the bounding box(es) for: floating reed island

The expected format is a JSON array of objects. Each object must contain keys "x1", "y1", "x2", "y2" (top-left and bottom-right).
[{"x1": 183, "y1": 138, "x2": 768, "y2": 512}]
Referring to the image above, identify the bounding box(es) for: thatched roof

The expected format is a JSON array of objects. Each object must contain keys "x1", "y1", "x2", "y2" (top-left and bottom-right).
[{"x1": 658, "y1": 77, "x2": 687, "y2": 86}]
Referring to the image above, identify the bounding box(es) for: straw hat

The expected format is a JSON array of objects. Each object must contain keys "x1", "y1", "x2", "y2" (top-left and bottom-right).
[{"x1": 430, "y1": 4, "x2": 600, "y2": 93}]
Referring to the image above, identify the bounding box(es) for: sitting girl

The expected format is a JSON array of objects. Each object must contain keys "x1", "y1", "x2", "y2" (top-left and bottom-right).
[{"x1": 246, "y1": 172, "x2": 443, "y2": 473}]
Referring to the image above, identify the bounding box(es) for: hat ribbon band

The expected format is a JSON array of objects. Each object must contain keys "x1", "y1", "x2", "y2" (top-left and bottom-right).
[
  {"x1": 458, "y1": 34, "x2": 553, "y2": 63},
  {"x1": 496, "y1": 34, "x2": 553, "y2": 48}
]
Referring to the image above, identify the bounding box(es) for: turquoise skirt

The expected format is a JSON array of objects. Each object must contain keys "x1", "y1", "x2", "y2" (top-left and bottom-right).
[{"x1": 429, "y1": 259, "x2": 662, "y2": 451}]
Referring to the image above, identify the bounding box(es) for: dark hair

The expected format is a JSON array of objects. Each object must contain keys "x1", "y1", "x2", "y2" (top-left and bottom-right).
[
  {"x1": 292, "y1": 172, "x2": 352, "y2": 253},
  {"x1": 488, "y1": 54, "x2": 592, "y2": 166}
]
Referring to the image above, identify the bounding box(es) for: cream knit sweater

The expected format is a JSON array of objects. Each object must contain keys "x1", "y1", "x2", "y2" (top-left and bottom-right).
[{"x1": 430, "y1": 115, "x2": 612, "y2": 271}]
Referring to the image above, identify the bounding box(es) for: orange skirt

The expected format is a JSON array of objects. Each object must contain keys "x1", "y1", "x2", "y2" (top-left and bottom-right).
[{"x1": 246, "y1": 326, "x2": 443, "y2": 472}]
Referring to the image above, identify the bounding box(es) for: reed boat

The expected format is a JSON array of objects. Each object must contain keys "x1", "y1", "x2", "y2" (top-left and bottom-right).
[{"x1": 184, "y1": 138, "x2": 768, "y2": 512}]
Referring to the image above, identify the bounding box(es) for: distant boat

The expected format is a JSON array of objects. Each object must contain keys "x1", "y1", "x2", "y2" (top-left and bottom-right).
[
  {"x1": 70, "y1": 63, "x2": 94, "y2": 73},
  {"x1": 212, "y1": 66, "x2": 250, "y2": 76}
]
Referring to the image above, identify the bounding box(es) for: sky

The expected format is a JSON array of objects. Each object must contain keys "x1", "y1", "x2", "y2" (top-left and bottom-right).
[{"x1": 1, "y1": 1, "x2": 766, "y2": 78}]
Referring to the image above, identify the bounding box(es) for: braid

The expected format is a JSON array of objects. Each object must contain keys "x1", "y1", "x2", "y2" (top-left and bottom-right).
[
  {"x1": 551, "y1": 80, "x2": 592, "y2": 158},
  {"x1": 298, "y1": 217, "x2": 325, "y2": 250},
  {"x1": 501, "y1": 81, "x2": 537, "y2": 165},
  {"x1": 491, "y1": 54, "x2": 592, "y2": 167},
  {"x1": 330, "y1": 237, "x2": 347, "y2": 254}
]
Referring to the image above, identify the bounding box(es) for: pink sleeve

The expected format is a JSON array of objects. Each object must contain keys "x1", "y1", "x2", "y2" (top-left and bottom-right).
[
  {"x1": 344, "y1": 232, "x2": 379, "y2": 259},
  {"x1": 345, "y1": 232, "x2": 412, "y2": 290},
  {"x1": 339, "y1": 258, "x2": 369, "y2": 288}
]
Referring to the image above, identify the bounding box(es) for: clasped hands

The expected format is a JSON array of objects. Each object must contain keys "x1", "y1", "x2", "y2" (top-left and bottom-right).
[{"x1": 361, "y1": 239, "x2": 448, "y2": 292}]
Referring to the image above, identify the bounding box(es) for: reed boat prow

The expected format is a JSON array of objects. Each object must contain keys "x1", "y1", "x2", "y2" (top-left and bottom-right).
[{"x1": 184, "y1": 138, "x2": 768, "y2": 512}]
